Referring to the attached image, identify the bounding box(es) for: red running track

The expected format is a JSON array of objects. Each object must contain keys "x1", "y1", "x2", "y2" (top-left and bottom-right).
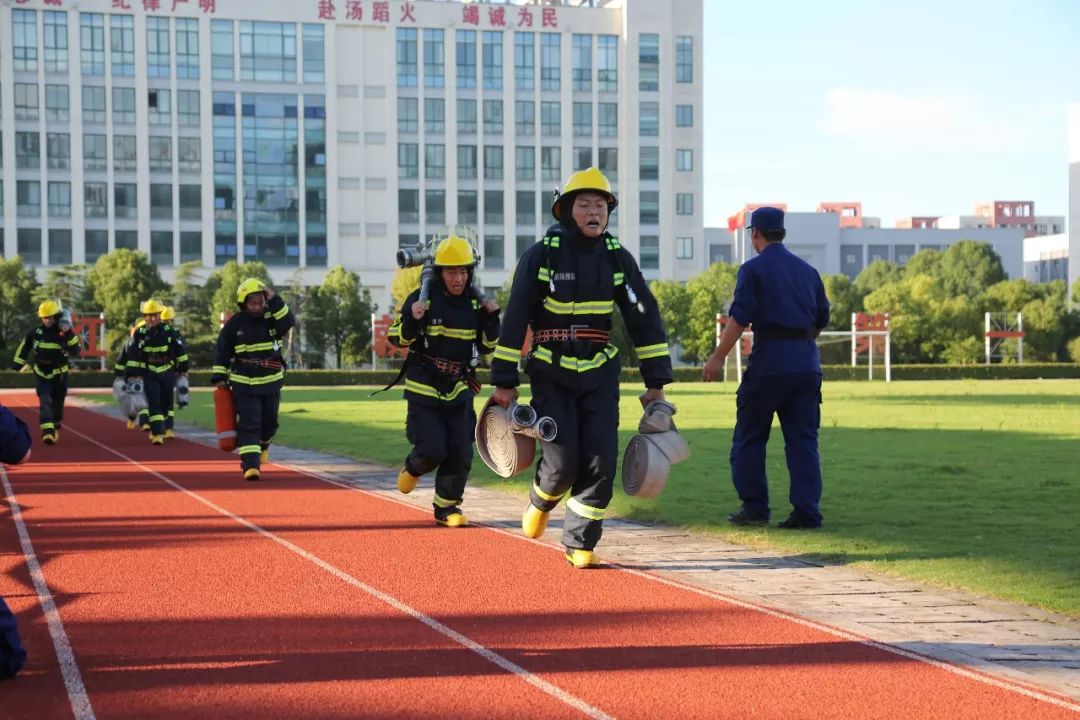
[{"x1": 1, "y1": 394, "x2": 1077, "y2": 719}]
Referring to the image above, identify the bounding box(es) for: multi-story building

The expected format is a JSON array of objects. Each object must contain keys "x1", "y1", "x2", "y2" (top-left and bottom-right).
[
  {"x1": 1070, "y1": 103, "x2": 1079, "y2": 297},
  {"x1": 0, "y1": 0, "x2": 704, "y2": 307},
  {"x1": 895, "y1": 216, "x2": 939, "y2": 229}
]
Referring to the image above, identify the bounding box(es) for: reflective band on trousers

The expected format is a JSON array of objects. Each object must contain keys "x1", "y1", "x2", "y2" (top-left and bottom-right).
[
  {"x1": 532, "y1": 483, "x2": 564, "y2": 503},
  {"x1": 567, "y1": 497, "x2": 606, "y2": 521}
]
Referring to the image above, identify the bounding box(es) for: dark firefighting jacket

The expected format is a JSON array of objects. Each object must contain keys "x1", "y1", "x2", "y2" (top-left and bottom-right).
[
  {"x1": 130, "y1": 323, "x2": 189, "y2": 377},
  {"x1": 491, "y1": 223, "x2": 672, "y2": 391},
  {"x1": 211, "y1": 295, "x2": 295, "y2": 392},
  {"x1": 11, "y1": 325, "x2": 81, "y2": 379},
  {"x1": 388, "y1": 283, "x2": 500, "y2": 407}
]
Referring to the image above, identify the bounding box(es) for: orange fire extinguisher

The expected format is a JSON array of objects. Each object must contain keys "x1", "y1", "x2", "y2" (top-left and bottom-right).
[{"x1": 214, "y1": 386, "x2": 237, "y2": 451}]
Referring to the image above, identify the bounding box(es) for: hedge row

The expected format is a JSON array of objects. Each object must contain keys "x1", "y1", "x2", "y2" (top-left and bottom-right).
[{"x1": 2, "y1": 363, "x2": 1078, "y2": 389}]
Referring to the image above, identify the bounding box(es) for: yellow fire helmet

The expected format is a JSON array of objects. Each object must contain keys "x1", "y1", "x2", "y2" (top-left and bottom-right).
[
  {"x1": 38, "y1": 300, "x2": 62, "y2": 318},
  {"x1": 161, "y1": 306, "x2": 176, "y2": 322},
  {"x1": 130, "y1": 318, "x2": 147, "y2": 337},
  {"x1": 551, "y1": 166, "x2": 618, "y2": 220},
  {"x1": 140, "y1": 299, "x2": 165, "y2": 315},
  {"x1": 236, "y1": 277, "x2": 267, "y2": 305},
  {"x1": 433, "y1": 236, "x2": 477, "y2": 267}
]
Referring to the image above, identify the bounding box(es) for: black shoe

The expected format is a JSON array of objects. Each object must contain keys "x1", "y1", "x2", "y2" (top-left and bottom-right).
[
  {"x1": 727, "y1": 509, "x2": 769, "y2": 526},
  {"x1": 777, "y1": 513, "x2": 822, "y2": 529}
]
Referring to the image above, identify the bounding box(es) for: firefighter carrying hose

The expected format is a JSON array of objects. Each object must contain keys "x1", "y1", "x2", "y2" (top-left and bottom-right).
[
  {"x1": 114, "y1": 318, "x2": 146, "y2": 429},
  {"x1": 490, "y1": 167, "x2": 673, "y2": 568},
  {"x1": 128, "y1": 299, "x2": 189, "y2": 445},
  {"x1": 10, "y1": 300, "x2": 81, "y2": 445},
  {"x1": 388, "y1": 235, "x2": 501, "y2": 527},
  {"x1": 211, "y1": 279, "x2": 295, "y2": 482}
]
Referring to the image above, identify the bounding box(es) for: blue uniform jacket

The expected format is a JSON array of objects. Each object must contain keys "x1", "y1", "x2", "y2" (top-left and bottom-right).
[{"x1": 728, "y1": 243, "x2": 830, "y2": 378}]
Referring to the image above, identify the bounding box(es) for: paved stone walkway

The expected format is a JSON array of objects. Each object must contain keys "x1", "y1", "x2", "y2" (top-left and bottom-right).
[{"x1": 77, "y1": 399, "x2": 1080, "y2": 705}]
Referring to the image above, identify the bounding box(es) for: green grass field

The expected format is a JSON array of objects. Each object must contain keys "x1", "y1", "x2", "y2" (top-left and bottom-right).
[{"x1": 92, "y1": 380, "x2": 1080, "y2": 616}]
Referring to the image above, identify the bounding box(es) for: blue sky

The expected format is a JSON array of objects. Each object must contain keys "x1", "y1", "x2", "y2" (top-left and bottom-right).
[{"x1": 701, "y1": 0, "x2": 1080, "y2": 227}]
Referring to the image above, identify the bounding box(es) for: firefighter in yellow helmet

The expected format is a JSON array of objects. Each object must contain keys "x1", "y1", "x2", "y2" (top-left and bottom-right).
[
  {"x1": 211, "y1": 278, "x2": 295, "y2": 481},
  {"x1": 387, "y1": 235, "x2": 501, "y2": 526},
  {"x1": 10, "y1": 300, "x2": 82, "y2": 445},
  {"x1": 127, "y1": 299, "x2": 189, "y2": 445},
  {"x1": 159, "y1": 306, "x2": 186, "y2": 436},
  {"x1": 490, "y1": 168, "x2": 672, "y2": 567},
  {"x1": 114, "y1": 318, "x2": 147, "y2": 429}
]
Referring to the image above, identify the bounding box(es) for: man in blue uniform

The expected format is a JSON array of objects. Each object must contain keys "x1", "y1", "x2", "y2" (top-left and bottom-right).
[{"x1": 702, "y1": 207, "x2": 830, "y2": 529}]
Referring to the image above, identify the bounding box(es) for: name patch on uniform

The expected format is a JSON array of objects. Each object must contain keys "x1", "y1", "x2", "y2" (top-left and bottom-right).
[{"x1": 554, "y1": 272, "x2": 576, "y2": 281}]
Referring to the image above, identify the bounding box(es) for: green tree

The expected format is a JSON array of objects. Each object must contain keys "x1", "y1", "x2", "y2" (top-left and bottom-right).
[
  {"x1": 206, "y1": 261, "x2": 272, "y2": 326},
  {"x1": 305, "y1": 266, "x2": 374, "y2": 368},
  {"x1": 821, "y1": 274, "x2": 861, "y2": 329},
  {"x1": 904, "y1": 248, "x2": 943, "y2": 278},
  {"x1": 937, "y1": 240, "x2": 1006, "y2": 297},
  {"x1": 0, "y1": 258, "x2": 39, "y2": 360},
  {"x1": 853, "y1": 259, "x2": 903, "y2": 297},
  {"x1": 86, "y1": 249, "x2": 168, "y2": 355},
  {"x1": 35, "y1": 265, "x2": 96, "y2": 313},
  {"x1": 1071, "y1": 277, "x2": 1080, "y2": 306},
  {"x1": 169, "y1": 262, "x2": 217, "y2": 367},
  {"x1": 281, "y1": 271, "x2": 311, "y2": 368},
  {"x1": 649, "y1": 279, "x2": 691, "y2": 359},
  {"x1": 680, "y1": 263, "x2": 738, "y2": 363}
]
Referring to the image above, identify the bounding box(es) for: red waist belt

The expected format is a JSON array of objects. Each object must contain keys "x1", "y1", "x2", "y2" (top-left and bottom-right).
[
  {"x1": 238, "y1": 357, "x2": 284, "y2": 370},
  {"x1": 420, "y1": 354, "x2": 467, "y2": 375},
  {"x1": 532, "y1": 328, "x2": 611, "y2": 344}
]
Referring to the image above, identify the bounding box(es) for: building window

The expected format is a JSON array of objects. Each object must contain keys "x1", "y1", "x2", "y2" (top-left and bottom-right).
[
  {"x1": 598, "y1": 103, "x2": 617, "y2": 137},
  {"x1": 46, "y1": 133, "x2": 70, "y2": 170},
  {"x1": 573, "y1": 147, "x2": 592, "y2": 171},
  {"x1": 147, "y1": 17, "x2": 171, "y2": 78},
  {"x1": 541, "y1": 101, "x2": 561, "y2": 136},
  {"x1": 180, "y1": 185, "x2": 201, "y2": 220},
  {"x1": 515, "y1": 32, "x2": 534, "y2": 90},
  {"x1": 145, "y1": 90, "x2": 171, "y2": 129},
  {"x1": 115, "y1": 230, "x2": 138, "y2": 250},
  {"x1": 425, "y1": 143, "x2": 445, "y2": 179},
  {"x1": 424, "y1": 98, "x2": 445, "y2": 133},
  {"x1": 211, "y1": 19, "x2": 234, "y2": 80},
  {"x1": 15, "y1": 84, "x2": 39, "y2": 121},
  {"x1": 457, "y1": 30, "x2": 477, "y2": 89},
  {"x1": 640, "y1": 236, "x2": 659, "y2": 270},
  {"x1": 485, "y1": 191, "x2": 504, "y2": 226},
  {"x1": 14, "y1": 10, "x2": 38, "y2": 72},
  {"x1": 676, "y1": 36, "x2": 693, "y2": 83},
  {"x1": 676, "y1": 104, "x2": 693, "y2": 128},
  {"x1": 398, "y1": 189, "x2": 419, "y2": 224},
  {"x1": 86, "y1": 230, "x2": 109, "y2": 263},
  {"x1": 177, "y1": 90, "x2": 200, "y2": 126},
  {"x1": 83, "y1": 134, "x2": 107, "y2": 172},
  {"x1": 425, "y1": 189, "x2": 445, "y2": 225},
  {"x1": 398, "y1": 142, "x2": 418, "y2": 178},
  {"x1": 572, "y1": 34, "x2": 592, "y2": 92},
  {"x1": 48, "y1": 182, "x2": 71, "y2": 218},
  {"x1": 571, "y1": 102, "x2": 592, "y2": 138},
  {"x1": 180, "y1": 232, "x2": 202, "y2": 263},
  {"x1": 113, "y1": 135, "x2": 137, "y2": 172},
  {"x1": 115, "y1": 183, "x2": 138, "y2": 219},
  {"x1": 516, "y1": 191, "x2": 535, "y2": 225},
  {"x1": 113, "y1": 87, "x2": 136, "y2": 125},
  {"x1": 84, "y1": 182, "x2": 108, "y2": 219},
  {"x1": 541, "y1": 146, "x2": 561, "y2": 182},
  {"x1": 676, "y1": 193, "x2": 694, "y2": 216},
  {"x1": 515, "y1": 146, "x2": 535, "y2": 181},
  {"x1": 597, "y1": 35, "x2": 617, "y2": 92},
  {"x1": 598, "y1": 147, "x2": 618, "y2": 175},
  {"x1": 458, "y1": 99, "x2": 477, "y2": 134},
  {"x1": 45, "y1": 85, "x2": 70, "y2": 122},
  {"x1": 639, "y1": 34, "x2": 659, "y2": 91},
  {"x1": 482, "y1": 31, "x2": 503, "y2": 90},
  {"x1": 484, "y1": 235, "x2": 504, "y2": 269},
  {"x1": 483, "y1": 100, "x2": 503, "y2": 135},
  {"x1": 178, "y1": 137, "x2": 201, "y2": 173},
  {"x1": 639, "y1": 147, "x2": 659, "y2": 181},
  {"x1": 457, "y1": 145, "x2": 477, "y2": 180},
  {"x1": 80, "y1": 13, "x2": 106, "y2": 76},
  {"x1": 176, "y1": 18, "x2": 200, "y2": 79},
  {"x1": 149, "y1": 136, "x2": 172, "y2": 173},
  {"x1": 640, "y1": 191, "x2": 659, "y2": 225},
  {"x1": 484, "y1": 146, "x2": 504, "y2": 181},
  {"x1": 396, "y1": 28, "x2": 417, "y2": 87},
  {"x1": 515, "y1": 100, "x2": 535, "y2": 136},
  {"x1": 540, "y1": 33, "x2": 560, "y2": 91},
  {"x1": 44, "y1": 11, "x2": 69, "y2": 73},
  {"x1": 239, "y1": 22, "x2": 297, "y2": 82},
  {"x1": 640, "y1": 102, "x2": 659, "y2": 136},
  {"x1": 17, "y1": 229, "x2": 43, "y2": 265},
  {"x1": 150, "y1": 184, "x2": 173, "y2": 220},
  {"x1": 82, "y1": 86, "x2": 106, "y2": 124},
  {"x1": 676, "y1": 149, "x2": 693, "y2": 171},
  {"x1": 17, "y1": 181, "x2": 42, "y2": 218},
  {"x1": 458, "y1": 190, "x2": 478, "y2": 225},
  {"x1": 302, "y1": 23, "x2": 323, "y2": 82},
  {"x1": 398, "y1": 97, "x2": 418, "y2": 133},
  {"x1": 16, "y1": 132, "x2": 41, "y2": 170},
  {"x1": 49, "y1": 230, "x2": 73, "y2": 265},
  {"x1": 151, "y1": 231, "x2": 174, "y2": 266},
  {"x1": 676, "y1": 236, "x2": 694, "y2": 260},
  {"x1": 423, "y1": 29, "x2": 444, "y2": 88}
]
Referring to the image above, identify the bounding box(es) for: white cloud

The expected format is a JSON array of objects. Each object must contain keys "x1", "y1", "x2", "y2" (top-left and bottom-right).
[{"x1": 820, "y1": 87, "x2": 1056, "y2": 153}]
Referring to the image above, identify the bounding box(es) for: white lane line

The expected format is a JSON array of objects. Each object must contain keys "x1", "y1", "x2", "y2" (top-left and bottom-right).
[
  {"x1": 1, "y1": 465, "x2": 97, "y2": 720},
  {"x1": 60, "y1": 422, "x2": 614, "y2": 720}
]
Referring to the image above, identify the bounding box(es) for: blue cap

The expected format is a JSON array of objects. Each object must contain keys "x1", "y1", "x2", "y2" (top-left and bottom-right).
[{"x1": 749, "y1": 207, "x2": 785, "y2": 232}]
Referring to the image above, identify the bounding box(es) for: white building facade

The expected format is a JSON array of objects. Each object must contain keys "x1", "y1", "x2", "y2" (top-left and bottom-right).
[
  {"x1": 0, "y1": 0, "x2": 704, "y2": 307},
  {"x1": 1070, "y1": 103, "x2": 1079, "y2": 297}
]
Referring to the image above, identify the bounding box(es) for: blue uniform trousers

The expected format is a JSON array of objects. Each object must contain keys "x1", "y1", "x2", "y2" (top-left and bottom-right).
[{"x1": 730, "y1": 372, "x2": 823, "y2": 523}]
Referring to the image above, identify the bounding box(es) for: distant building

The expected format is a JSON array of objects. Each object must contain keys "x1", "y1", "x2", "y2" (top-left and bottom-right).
[
  {"x1": 895, "y1": 216, "x2": 940, "y2": 229},
  {"x1": 1023, "y1": 233, "x2": 1068, "y2": 283},
  {"x1": 1070, "y1": 104, "x2": 1079, "y2": 296}
]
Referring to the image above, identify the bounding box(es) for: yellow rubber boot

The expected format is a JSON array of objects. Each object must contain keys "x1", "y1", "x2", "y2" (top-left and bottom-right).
[
  {"x1": 522, "y1": 505, "x2": 550, "y2": 538},
  {"x1": 126, "y1": 419, "x2": 136, "y2": 430},
  {"x1": 260, "y1": 449, "x2": 270, "y2": 465},
  {"x1": 244, "y1": 468, "x2": 261, "y2": 482},
  {"x1": 41, "y1": 432, "x2": 56, "y2": 446},
  {"x1": 164, "y1": 429, "x2": 176, "y2": 440},
  {"x1": 151, "y1": 435, "x2": 164, "y2": 446},
  {"x1": 397, "y1": 467, "x2": 419, "y2": 494},
  {"x1": 437, "y1": 513, "x2": 469, "y2": 528},
  {"x1": 565, "y1": 549, "x2": 597, "y2": 569}
]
